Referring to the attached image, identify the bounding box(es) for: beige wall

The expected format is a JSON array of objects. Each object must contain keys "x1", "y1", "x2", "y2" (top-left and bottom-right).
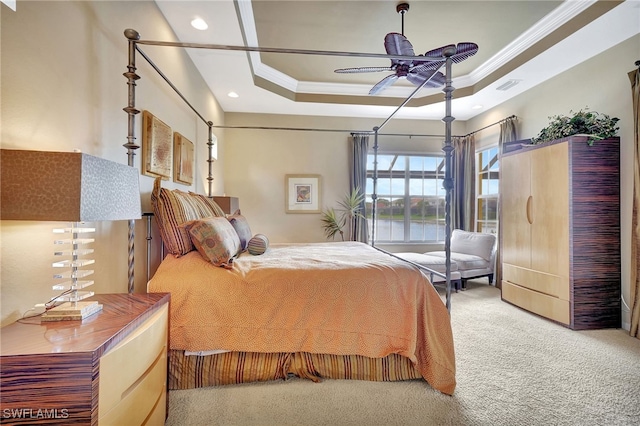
[
  {"x1": 1, "y1": 1, "x2": 225, "y2": 325},
  {"x1": 223, "y1": 113, "x2": 465, "y2": 246}
]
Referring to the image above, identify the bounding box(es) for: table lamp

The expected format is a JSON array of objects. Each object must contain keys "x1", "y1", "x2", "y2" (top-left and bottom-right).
[{"x1": 1, "y1": 149, "x2": 141, "y2": 321}]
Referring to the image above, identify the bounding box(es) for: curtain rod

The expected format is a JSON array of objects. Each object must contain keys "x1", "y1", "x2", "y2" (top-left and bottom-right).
[
  {"x1": 212, "y1": 124, "x2": 448, "y2": 137},
  {"x1": 352, "y1": 132, "x2": 448, "y2": 138},
  {"x1": 462, "y1": 114, "x2": 517, "y2": 138},
  {"x1": 213, "y1": 124, "x2": 364, "y2": 133},
  {"x1": 216, "y1": 116, "x2": 518, "y2": 139}
]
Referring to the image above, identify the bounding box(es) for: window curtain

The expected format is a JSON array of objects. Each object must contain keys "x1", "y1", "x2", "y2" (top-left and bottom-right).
[
  {"x1": 629, "y1": 67, "x2": 640, "y2": 339},
  {"x1": 451, "y1": 135, "x2": 476, "y2": 231},
  {"x1": 495, "y1": 117, "x2": 518, "y2": 289},
  {"x1": 349, "y1": 133, "x2": 370, "y2": 243}
]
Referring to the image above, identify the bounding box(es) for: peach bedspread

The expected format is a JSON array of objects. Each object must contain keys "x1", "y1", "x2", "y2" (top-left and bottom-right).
[{"x1": 147, "y1": 241, "x2": 456, "y2": 394}]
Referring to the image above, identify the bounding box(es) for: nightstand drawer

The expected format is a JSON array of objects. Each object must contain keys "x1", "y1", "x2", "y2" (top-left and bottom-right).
[
  {"x1": 98, "y1": 303, "x2": 168, "y2": 423},
  {"x1": 98, "y1": 349, "x2": 166, "y2": 425}
]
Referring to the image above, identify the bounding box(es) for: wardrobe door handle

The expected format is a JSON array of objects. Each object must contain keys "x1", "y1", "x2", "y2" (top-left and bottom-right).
[{"x1": 526, "y1": 195, "x2": 533, "y2": 224}]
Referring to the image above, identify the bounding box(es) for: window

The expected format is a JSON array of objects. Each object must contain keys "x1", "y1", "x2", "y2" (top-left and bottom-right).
[
  {"x1": 366, "y1": 153, "x2": 446, "y2": 242},
  {"x1": 476, "y1": 146, "x2": 499, "y2": 234}
]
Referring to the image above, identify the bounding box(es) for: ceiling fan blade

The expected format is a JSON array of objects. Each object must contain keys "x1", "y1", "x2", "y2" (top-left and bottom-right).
[
  {"x1": 423, "y1": 44, "x2": 456, "y2": 61},
  {"x1": 409, "y1": 62, "x2": 442, "y2": 77},
  {"x1": 384, "y1": 32, "x2": 415, "y2": 57},
  {"x1": 421, "y1": 42, "x2": 479, "y2": 64},
  {"x1": 450, "y1": 42, "x2": 479, "y2": 63},
  {"x1": 334, "y1": 66, "x2": 394, "y2": 74},
  {"x1": 407, "y1": 70, "x2": 446, "y2": 88},
  {"x1": 369, "y1": 74, "x2": 399, "y2": 95}
]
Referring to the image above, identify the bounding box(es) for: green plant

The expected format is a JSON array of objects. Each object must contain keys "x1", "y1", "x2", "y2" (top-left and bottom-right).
[
  {"x1": 321, "y1": 187, "x2": 365, "y2": 241},
  {"x1": 531, "y1": 108, "x2": 619, "y2": 146}
]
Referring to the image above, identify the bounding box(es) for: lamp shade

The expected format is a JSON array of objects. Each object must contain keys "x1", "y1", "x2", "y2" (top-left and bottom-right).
[{"x1": 1, "y1": 149, "x2": 141, "y2": 221}]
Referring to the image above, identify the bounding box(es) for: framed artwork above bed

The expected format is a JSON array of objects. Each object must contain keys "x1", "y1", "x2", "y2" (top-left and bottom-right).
[
  {"x1": 142, "y1": 110, "x2": 172, "y2": 180},
  {"x1": 285, "y1": 174, "x2": 321, "y2": 213},
  {"x1": 173, "y1": 132, "x2": 194, "y2": 185}
]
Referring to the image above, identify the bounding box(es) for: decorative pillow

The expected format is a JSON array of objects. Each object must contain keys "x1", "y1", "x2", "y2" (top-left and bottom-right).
[
  {"x1": 188, "y1": 192, "x2": 226, "y2": 217},
  {"x1": 248, "y1": 234, "x2": 269, "y2": 255},
  {"x1": 184, "y1": 217, "x2": 241, "y2": 269},
  {"x1": 228, "y1": 210, "x2": 252, "y2": 250},
  {"x1": 151, "y1": 178, "x2": 201, "y2": 256}
]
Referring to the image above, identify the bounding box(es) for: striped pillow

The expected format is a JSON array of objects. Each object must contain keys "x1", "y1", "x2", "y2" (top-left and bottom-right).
[
  {"x1": 151, "y1": 178, "x2": 201, "y2": 256},
  {"x1": 188, "y1": 192, "x2": 226, "y2": 218},
  {"x1": 184, "y1": 217, "x2": 241, "y2": 269},
  {"x1": 248, "y1": 234, "x2": 269, "y2": 255}
]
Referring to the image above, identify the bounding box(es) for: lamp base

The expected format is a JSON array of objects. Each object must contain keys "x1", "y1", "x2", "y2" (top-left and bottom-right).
[{"x1": 41, "y1": 301, "x2": 103, "y2": 322}]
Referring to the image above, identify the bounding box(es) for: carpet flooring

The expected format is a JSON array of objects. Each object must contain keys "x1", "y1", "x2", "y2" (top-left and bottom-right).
[{"x1": 165, "y1": 280, "x2": 640, "y2": 426}]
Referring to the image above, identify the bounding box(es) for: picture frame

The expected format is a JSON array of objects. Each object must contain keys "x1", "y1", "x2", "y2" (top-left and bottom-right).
[
  {"x1": 141, "y1": 110, "x2": 172, "y2": 179},
  {"x1": 173, "y1": 132, "x2": 194, "y2": 185},
  {"x1": 285, "y1": 174, "x2": 321, "y2": 213}
]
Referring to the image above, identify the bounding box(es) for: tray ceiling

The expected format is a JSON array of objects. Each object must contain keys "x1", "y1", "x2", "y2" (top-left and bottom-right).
[{"x1": 154, "y1": 0, "x2": 638, "y2": 120}]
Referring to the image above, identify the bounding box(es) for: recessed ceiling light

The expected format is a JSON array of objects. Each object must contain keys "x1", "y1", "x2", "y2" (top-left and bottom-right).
[
  {"x1": 471, "y1": 104, "x2": 483, "y2": 110},
  {"x1": 191, "y1": 18, "x2": 208, "y2": 30},
  {"x1": 227, "y1": 92, "x2": 239, "y2": 98}
]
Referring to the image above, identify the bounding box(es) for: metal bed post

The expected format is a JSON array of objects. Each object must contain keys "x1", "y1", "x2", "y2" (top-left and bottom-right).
[
  {"x1": 371, "y1": 127, "x2": 379, "y2": 246},
  {"x1": 123, "y1": 28, "x2": 141, "y2": 294},
  {"x1": 441, "y1": 47, "x2": 456, "y2": 311},
  {"x1": 142, "y1": 212, "x2": 154, "y2": 283},
  {"x1": 207, "y1": 121, "x2": 215, "y2": 197}
]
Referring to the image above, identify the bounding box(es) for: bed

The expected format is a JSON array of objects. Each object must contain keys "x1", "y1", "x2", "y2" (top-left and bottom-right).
[
  {"x1": 146, "y1": 180, "x2": 456, "y2": 395},
  {"x1": 124, "y1": 27, "x2": 466, "y2": 396}
]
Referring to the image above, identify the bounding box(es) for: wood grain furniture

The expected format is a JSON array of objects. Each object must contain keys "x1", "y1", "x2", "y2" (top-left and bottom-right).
[
  {"x1": 500, "y1": 136, "x2": 620, "y2": 329},
  {"x1": 212, "y1": 196, "x2": 239, "y2": 215},
  {"x1": 0, "y1": 293, "x2": 170, "y2": 425}
]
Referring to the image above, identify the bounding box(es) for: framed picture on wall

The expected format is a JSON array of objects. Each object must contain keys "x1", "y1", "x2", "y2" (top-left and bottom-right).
[
  {"x1": 173, "y1": 132, "x2": 194, "y2": 185},
  {"x1": 285, "y1": 174, "x2": 321, "y2": 213},
  {"x1": 141, "y1": 110, "x2": 172, "y2": 179}
]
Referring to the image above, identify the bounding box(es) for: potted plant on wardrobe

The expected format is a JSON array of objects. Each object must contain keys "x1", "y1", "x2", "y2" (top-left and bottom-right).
[
  {"x1": 321, "y1": 187, "x2": 365, "y2": 241},
  {"x1": 530, "y1": 108, "x2": 619, "y2": 146}
]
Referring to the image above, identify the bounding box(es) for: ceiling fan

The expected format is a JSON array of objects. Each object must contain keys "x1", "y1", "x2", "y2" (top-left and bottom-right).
[{"x1": 334, "y1": 3, "x2": 479, "y2": 96}]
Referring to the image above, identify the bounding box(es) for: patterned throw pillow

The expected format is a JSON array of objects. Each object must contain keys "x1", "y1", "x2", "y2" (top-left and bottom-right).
[
  {"x1": 248, "y1": 234, "x2": 269, "y2": 255},
  {"x1": 228, "y1": 210, "x2": 252, "y2": 251},
  {"x1": 184, "y1": 217, "x2": 241, "y2": 269}
]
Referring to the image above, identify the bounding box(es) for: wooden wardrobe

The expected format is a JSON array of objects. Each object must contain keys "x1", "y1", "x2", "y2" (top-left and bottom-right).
[{"x1": 500, "y1": 135, "x2": 620, "y2": 330}]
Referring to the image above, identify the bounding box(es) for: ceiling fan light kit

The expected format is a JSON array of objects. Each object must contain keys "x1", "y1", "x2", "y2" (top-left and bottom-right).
[{"x1": 334, "y1": 2, "x2": 478, "y2": 96}]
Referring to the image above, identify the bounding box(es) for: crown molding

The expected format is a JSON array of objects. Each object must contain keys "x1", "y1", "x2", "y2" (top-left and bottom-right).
[{"x1": 239, "y1": 0, "x2": 597, "y2": 98}]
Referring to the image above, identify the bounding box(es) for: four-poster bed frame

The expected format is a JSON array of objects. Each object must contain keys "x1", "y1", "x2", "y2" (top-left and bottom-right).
[{"x1": 122, "y1": 28, "x2": 461, "y2": 307}]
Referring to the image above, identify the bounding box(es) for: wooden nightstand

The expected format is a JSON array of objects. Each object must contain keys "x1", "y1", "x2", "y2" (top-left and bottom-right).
[
  {"x1": 212, "y1": 196, "x2": 239, "y2": 215},
  {"x1": 0, "y1": 293, "x2": 170, "y2": 425}
]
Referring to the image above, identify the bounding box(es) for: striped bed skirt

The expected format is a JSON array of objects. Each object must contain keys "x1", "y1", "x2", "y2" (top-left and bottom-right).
[{"x1": 168, "y1": 350, "x2": 423, "y2": 389}]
